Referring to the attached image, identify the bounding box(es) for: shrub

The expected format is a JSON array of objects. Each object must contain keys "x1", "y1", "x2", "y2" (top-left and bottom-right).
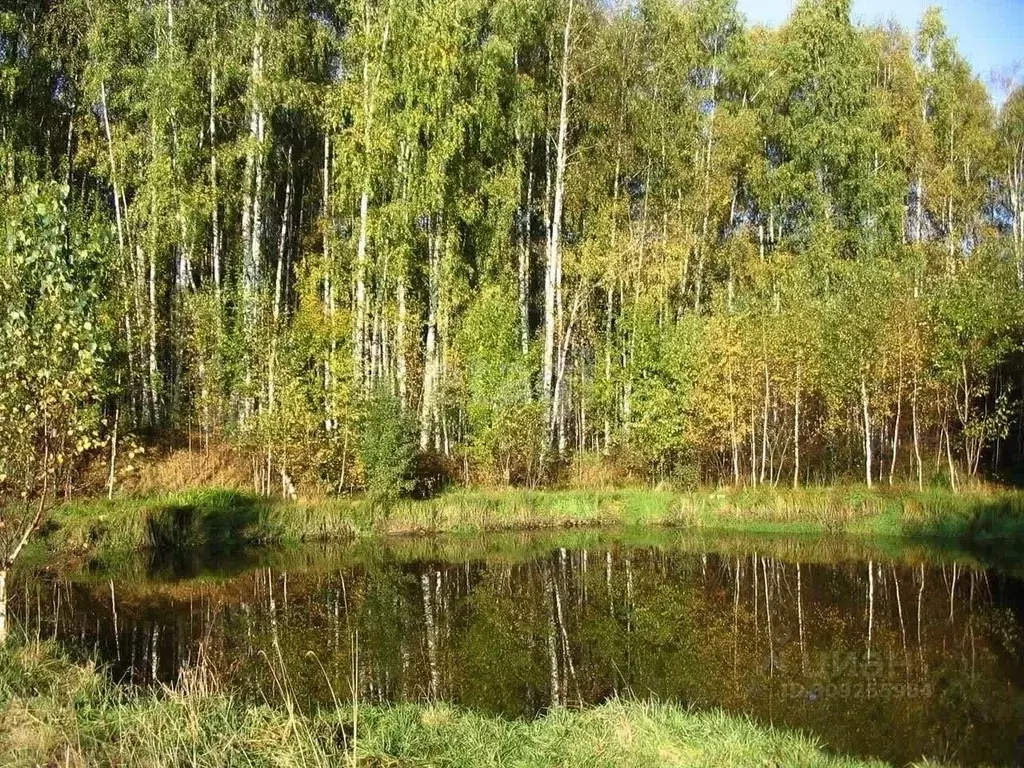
[{"x1": 357, "y1": 388, "x2": 418, "y2": 513}]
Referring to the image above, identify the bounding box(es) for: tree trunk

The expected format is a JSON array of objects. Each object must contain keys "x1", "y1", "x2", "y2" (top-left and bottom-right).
[
  {"x1": 796, "y1": 562, "x2": 804, "y2": 658},
  {"x1": 943, "y1": 417, "x2": 958, "y2": 493},
  {"x1": 915, "y1": 170, "x2": 923, "y2": 245},
  {"x1": 273, "y1": 149, "x2": 292, "y2": 326},
  {"x1": 242, "y1": 6, "x2": 264, "y2": 317},
  {"x1": 322, "y1": 134, "x2": 335, "y2": 431},
  {"x1": 912, "y1": 371, "x2": 923, "y2": 490},
  {"x1": 603, "y1": 154, "x2": 620, "y2": 455},
  {"x1": 729, "y1": 363, "x2": 739, "y2": 485},
  {"x1": 147, "y1": 243, "x2": 158, "y2": 425},
  {"x1": 892, "y1": 565, "x2": 906, "y2": 652},
  {"x1": 354, "y1": 181, "x2": 369, "y2": 387},
  {"x1": 250, "y1": 107, "x2": 265, "y2": 299},
  {"x1": 793, "y1": 362, "x2": 801, "y2": 489},
  {"x1": 519, "y1": 137, "x2": 533, "y2": 356},
  {"x1": 543, "y1": 0, "x2": 573, "y2": 438},
  {"x1": 759, "y1": 358, "x2": 769, "y2": 484},
  {"x1": 107, "y1": 394, "x2": 119, "y2": 499},
  {"x1": 749, "y1": 408, "x2": 757, "y2": 487},
  {"x1": 1011, "y1": 151, "x2": 1023, "y2": 288},
  {"x1": 545, "y1": 568, "x2": 561, "y2": 707},
  {"x1": 0, "y1": 570, "x2": 7, "y2": 646},
  {"x1": 209, "y1": 65, "x2": 220, "y2": 298},
  {"x1": 867, "y1": 561, "x2": 874, "y2": 662},
  {"x1": 397, "y1": 276, "x2": 407, "y2": 407},
  {"x1": 861, "y1": 373, "x2": 873, "y2": 487},
  {"x1": 604, "y1": 285, "x2": 614, "y2": 454},
  {"x1": 1, "y1": 471, "x2": 49, "y2": 645},
  {"x1": 267, "y1": 150, "x2": 292, "y2": 440},
  {"x1": 889, "y1": 355, "x2": 903, "y2": 485},
  {"x1": 550, "y1": 286, "x2": 585, "y2": 441},
  {"x1": 100, "y1": 82, "x2": 125, "y2": 260},
  {"x1": 420, "y1": 224, "x2": 441, "y2": 449}
]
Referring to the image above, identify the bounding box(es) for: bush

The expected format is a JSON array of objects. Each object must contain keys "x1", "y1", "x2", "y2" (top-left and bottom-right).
[{"x1": 357, "y1": 388, "x2": 418, "y2": 513}]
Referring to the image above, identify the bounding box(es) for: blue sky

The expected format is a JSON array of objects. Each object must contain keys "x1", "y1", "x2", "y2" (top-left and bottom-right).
[{"x1": 735, "y1": 0, "x2": 1024, "y2": 104}]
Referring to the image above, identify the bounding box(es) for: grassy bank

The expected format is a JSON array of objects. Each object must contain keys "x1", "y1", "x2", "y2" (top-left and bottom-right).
[
  {"x1": 26, "y1": 484, "x2": 1024, "y2": 563},
  {"x1": 0, "y1": 638, "x2": 890, "y2": 768}
]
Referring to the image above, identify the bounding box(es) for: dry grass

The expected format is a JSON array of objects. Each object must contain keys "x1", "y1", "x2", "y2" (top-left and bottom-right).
[
  {"x1": 76, "y1": 442, "x2": 254, "y2": 499},
  {"x1": 119, "y1": 443, "x2": 252, "y2": 496}
]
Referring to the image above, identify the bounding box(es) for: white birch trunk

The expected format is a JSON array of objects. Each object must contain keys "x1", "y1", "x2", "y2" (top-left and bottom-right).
[
  {"x1": 354, "y1": 181, "x2": 369, "y2": 387},
  {"x1": 545, "y1": 569, "x2": 561, "y2": 707},
  {"x1": 889, "y1": 356, "x2": 903, "y2": 485},
  {"x1": 209, "y1": 65, "x2": 221, "y2": 298},
  {"x1": 759, "y1": 358, "x2": 769, "y2": 484},
  {"x1": 519, "y1": 149, "x2": 533, "y2": 356},
  {"x1": 543, "y1": 0, "x2": 573, "y2": 434},
  {"x1": 268, "y1": 152, "x2": 292, "y2": 418},
  {"x1": 1008, "y1": 147, "x2": 1023, "y2": 287},
  {"x1": 242, "y1": 1, "x2": 264, "y2": 316},
  {"x1": 861, "y1": 373, "x2": 873, "y2": 487},
  {"x1": 148, "y1": 243, "x2": 158, "y2": 424},
  {"x1": 912, "y1": 372, "x2": 923, "y2": 490},
  {"x1": 793, "y1": 363, "x2": 801, "y2": 488},
  {"x1": 321, "y1": 135, "x2": 335, "y2": 430},
  {"x1": 420, "y1": 225, "x2": 441, "y2": 449},
  {"x1": 0, "y1": 570, "x2": 7, "y2": 646},
  {"x1": 100, "y1": 82, "x2": 125, "y2": 259},
  {"x1": 397, "y1": 276, "x2": 407, "y2": 407}
]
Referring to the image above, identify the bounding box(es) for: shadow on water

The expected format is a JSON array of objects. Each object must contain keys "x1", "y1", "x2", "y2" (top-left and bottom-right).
[
  {"x1": 130, "y1": 492, "x2": 283, "y2": 580},
  {"x1": 896, "y1": 495, "x2": 1024, "y2": 576},
  {"x1": 908, "y1": 499, "x2": 1024, "y2": 542}
]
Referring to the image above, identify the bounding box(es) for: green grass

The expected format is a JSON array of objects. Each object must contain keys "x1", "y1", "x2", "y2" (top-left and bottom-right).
[
  {"x1": 0, "y1": 637, "x2": 894, "y2": 767},
  {"x1": 26, "y1": 483, "x2": 1024, "y2": 566}
]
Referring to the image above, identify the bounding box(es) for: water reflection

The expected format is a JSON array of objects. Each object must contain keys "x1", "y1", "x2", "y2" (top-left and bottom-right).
[{"x1": 11, "y1": 535, "x2": 1024, "y2": 765}]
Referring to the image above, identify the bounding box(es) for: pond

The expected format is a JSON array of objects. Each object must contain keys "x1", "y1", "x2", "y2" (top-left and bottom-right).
[{"x1": 10, "y1": 530, "x2": 1024, "y2": 765}]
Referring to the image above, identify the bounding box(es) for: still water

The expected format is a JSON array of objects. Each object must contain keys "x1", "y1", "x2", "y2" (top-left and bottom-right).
[{"x1": 11, "y1": 531, "x2": 1024, "y2": 765}]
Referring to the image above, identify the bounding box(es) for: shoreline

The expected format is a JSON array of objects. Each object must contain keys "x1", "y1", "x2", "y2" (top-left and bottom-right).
[{"x1": 26, "y1": 485, "x2": 1024, "y2": 565}]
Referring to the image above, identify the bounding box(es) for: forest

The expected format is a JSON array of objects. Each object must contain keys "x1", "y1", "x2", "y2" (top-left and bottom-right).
[{"x1": 3, "y1": 0, "x2": 1024, "y2": 503}]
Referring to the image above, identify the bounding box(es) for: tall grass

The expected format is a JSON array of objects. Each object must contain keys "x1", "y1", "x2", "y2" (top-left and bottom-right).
[
  {"x1": 0, "y1": 635, "x2": 893, "y2": 767},
  {"x1": 30, "y1": 484, "x2": 1024, "y2": 564}
]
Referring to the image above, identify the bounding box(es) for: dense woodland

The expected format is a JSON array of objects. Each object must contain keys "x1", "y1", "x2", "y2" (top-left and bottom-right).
[{"x1": 3, "y1": 0, "x2": 1024, "y2": 500}]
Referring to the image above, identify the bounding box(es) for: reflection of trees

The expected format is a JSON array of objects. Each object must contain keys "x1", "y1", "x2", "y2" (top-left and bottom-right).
[
  {"x1": 456, "y1": 566, "x2": 546, "y2": 715},
  {"x1": 10, "y1": 544, "x2": 1024, "y2": 765}
]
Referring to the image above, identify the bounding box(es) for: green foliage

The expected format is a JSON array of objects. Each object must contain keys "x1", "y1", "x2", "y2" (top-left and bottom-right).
[
  {"x1": 0, "y1": 181, "x2": 107, "y2": 543},
  {"x1": 627, "y1": 307, "x2": 703, "y2": 485},
  {"x1": 3, "y1": 0, "x2": 1023, "y2": 496},
  {"x1": 358, "y1": 388, "x2": 418, "y2": 512},
  {"x1": 456, "y1": 285, "x2": 544, "y2": 484}
]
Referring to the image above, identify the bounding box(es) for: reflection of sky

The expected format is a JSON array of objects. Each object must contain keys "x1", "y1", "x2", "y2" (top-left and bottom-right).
[{"x1": 736, "y1": 0, "x2": 1024, "y2": 104}]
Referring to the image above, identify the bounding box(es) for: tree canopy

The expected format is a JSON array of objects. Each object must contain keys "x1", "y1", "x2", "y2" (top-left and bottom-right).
[{"x1": 2, "y1": 0, "x2": 1023, "y2": 496}]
